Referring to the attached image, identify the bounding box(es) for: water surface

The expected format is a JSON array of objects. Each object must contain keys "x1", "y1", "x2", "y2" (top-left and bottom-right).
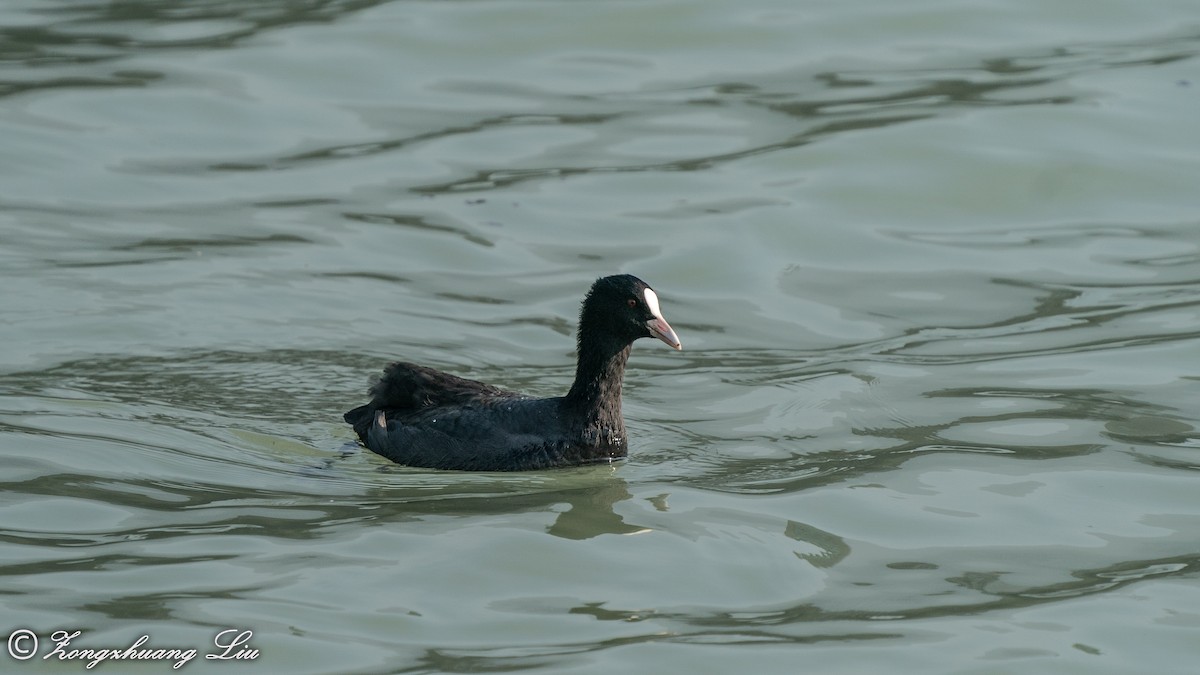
[{"x1": 2, "y1": 1, "x2": 1199, "y2": 673}]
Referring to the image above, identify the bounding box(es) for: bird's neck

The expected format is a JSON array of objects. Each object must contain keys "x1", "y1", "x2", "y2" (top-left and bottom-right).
[{"x1": 565, "y1": 336, "x2": 631, "y2": 424}]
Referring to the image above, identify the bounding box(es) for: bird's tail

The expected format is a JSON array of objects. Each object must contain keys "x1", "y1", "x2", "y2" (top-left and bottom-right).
[{"x1": 343, "y1": 404, "x2": 374, "y2": 443}]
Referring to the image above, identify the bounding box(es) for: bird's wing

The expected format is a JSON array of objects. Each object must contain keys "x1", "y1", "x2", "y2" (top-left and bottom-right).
[{"x1": 368, "y1": 361, "x2": 518, "y2": 412}]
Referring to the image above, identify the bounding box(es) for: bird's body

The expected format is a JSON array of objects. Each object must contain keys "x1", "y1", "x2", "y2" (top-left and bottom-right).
[
  {"x1": 343, "y1": 275, "x2": 680, "y2": 471},
  {"x1": 343, "y1": 363, "x2": 625, "y2": 471}
]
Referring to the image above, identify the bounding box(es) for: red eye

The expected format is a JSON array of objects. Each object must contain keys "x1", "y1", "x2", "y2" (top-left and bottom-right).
[{"x1": 627, "y1": 298, "x2": 637, "y2": 308}]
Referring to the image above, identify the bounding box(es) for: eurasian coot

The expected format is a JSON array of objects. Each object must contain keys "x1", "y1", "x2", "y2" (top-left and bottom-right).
[{"x1": 344, "y1": 274, "x2": 682, "y2": 471}]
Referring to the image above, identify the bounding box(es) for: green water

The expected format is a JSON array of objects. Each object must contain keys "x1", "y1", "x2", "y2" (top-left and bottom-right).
[{"x1": 2, "y1": 1, "x2": 1199, "y2": 673}]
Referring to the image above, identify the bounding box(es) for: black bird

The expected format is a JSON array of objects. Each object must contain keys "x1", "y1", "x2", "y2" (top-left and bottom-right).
[{"x1": 343, "y1": 274, "x2": 682, "y2": 471}]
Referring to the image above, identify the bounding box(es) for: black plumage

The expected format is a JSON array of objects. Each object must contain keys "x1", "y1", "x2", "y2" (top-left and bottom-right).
[{"x1": 343, "y1": 275, "x2": 682, "y2": 471}]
